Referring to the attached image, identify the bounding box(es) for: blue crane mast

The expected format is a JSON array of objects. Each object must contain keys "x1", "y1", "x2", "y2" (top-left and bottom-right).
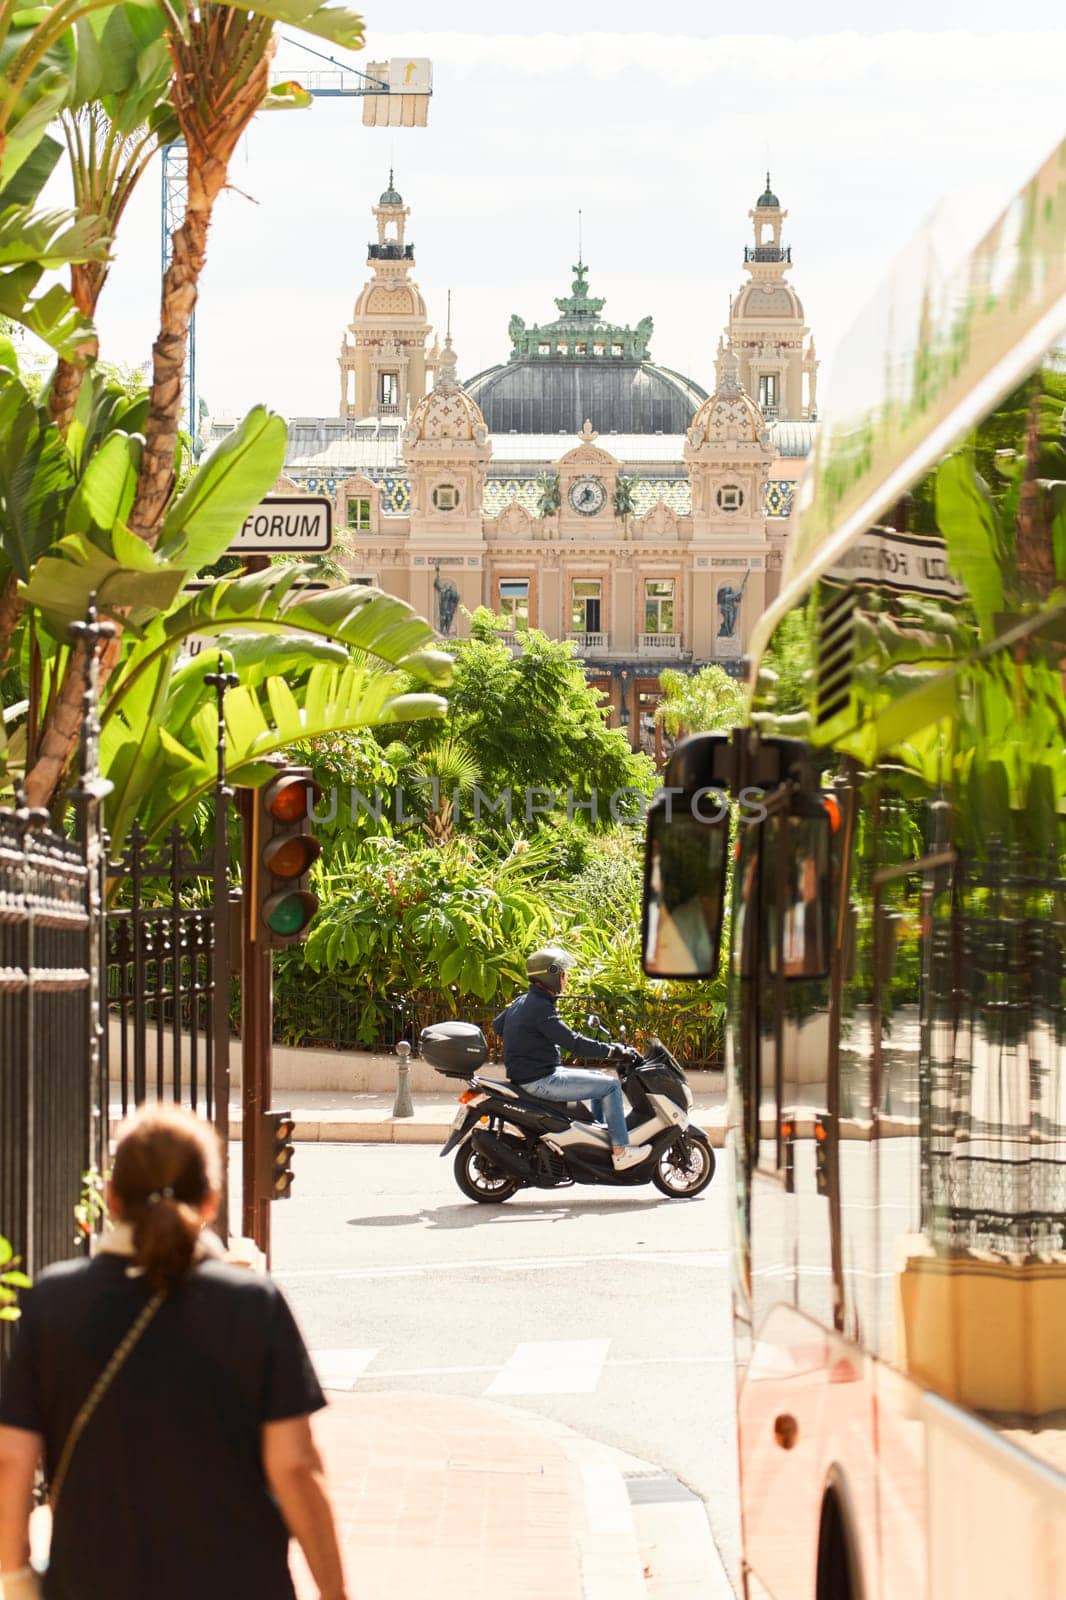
[{"x1": 161, "y1": 38, "x2": 425, "y2": 452}]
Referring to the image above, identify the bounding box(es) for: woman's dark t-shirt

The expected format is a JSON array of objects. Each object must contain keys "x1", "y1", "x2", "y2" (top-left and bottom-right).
[{"x1": 0, "y1": 1253, "x2": 326, "y2": 1600}]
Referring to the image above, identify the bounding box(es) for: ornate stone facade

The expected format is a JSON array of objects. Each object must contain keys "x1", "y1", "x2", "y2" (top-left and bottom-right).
[
  {"x1": 337, "y1": 174, "x2": 437, "y2": 421},
  {"x1": 263, "y1": 176, "x2": 821, "y2": 745}
]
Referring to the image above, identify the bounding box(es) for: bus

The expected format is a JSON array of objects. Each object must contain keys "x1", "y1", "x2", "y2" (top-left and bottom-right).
[{"x1": 642, "y1": 135, "x2": 1066, "y2": 1600}]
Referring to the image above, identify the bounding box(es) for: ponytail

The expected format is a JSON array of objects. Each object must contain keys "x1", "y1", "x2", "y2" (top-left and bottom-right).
[
  {"x1": 110, "y1": 1106, "x2": 222, "y2": 1293},
  {"x1": 131, "y1": 1193, "x2": 203, "y2": 1293}
]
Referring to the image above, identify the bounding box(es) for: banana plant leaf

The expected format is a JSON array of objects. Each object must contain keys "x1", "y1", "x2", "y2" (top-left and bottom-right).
[
  {"x1": 105, "y1": 569, "x2": 452, "y2": 732},
  {"x1": 157, "y1": 405, "x2": 287, "y2": 570},
  {"x1": 110, "y1": 662, "x2": 446, "y2": 852}
]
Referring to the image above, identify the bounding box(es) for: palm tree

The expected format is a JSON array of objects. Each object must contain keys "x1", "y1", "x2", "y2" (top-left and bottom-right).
[{"x1": 23, "y1": 0, "x2": 367, "y2": 808}]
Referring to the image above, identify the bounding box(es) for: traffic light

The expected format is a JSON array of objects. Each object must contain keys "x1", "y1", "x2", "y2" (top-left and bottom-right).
[
  {"x1": 262, "y1": 1110, "x2": 296, "y2": 1200},
  {"x1": 814, "y1": 1112, "x2": 830, "y2": 1197},
  {"x1": 255, "y1": 767, "x2": 322, "y2": 947}
]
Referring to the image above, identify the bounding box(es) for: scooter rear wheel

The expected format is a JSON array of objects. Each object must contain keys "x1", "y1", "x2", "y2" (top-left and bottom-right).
[
  {"x1": 652, "y1": 1129, "x2": 716, "y2": 1198},
  {"x1": 454, "y1": 1142, "x2": 521, "y2": 1204}
]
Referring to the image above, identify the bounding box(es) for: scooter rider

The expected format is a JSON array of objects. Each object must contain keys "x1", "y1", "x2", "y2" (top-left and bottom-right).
[{"x1": 492, "y1": 947, "x2": 651, "y2": 1172}]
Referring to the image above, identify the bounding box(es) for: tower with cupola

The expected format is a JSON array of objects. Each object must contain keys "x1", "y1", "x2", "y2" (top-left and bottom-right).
[
  {"x1": 724, "y1": 174, "x2": 818, "y2": 422},
  {"x1": 338, "y1": 174, "x2": 438, "y2": 420}
]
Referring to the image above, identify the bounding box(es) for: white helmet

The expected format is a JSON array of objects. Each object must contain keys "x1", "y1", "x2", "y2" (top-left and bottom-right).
[{"x1": 526, "y1": 945, "x2": 574, "y2": 994}]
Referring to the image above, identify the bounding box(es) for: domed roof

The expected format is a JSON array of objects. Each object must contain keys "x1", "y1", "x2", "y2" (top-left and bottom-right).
[
  {"x1": 756, "y1": 171, "x2": 779, "y2": 208},
  {"x1": 379, "y1": 169, "x2": 403, "y2": 206},
  {"x1": 734, "y1": 280, "x2": 804, "y2": 320},
  {"x1": 463, "y1": 261, "x2": 706, "y2": 434},
  {"x1": 465, "y1": 359, "x2": 705, "y2": 436},
  {"x1": 405, "y1": 339, "x2": 488, "y2": 445},
  {"x1": 687, "y1": 348, "x2": 769, "y2": 449}
]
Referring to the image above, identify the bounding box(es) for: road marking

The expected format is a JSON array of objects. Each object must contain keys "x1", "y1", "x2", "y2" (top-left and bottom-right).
[
  {"x1": 311, "y1": 1347, "x2": 379, "y2": 1391},
  {"x1": 277, "y1": 1248, "x2": 728, "y2": 1283},
  {"x1": 485, "y1": 1338, "x2": 611, "y2": 1396}
]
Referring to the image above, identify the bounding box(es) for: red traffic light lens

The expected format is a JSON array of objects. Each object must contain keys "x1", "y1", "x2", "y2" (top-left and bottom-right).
[
  {"x1": 263, "y1": 835, "x2": 321, "y2": 879},
  {"x1": 267, "y1": 779, "x2": 311, "y2": 823},
  {"x1": 264, "y1": 889, "x2": 319, "y2": 937}
]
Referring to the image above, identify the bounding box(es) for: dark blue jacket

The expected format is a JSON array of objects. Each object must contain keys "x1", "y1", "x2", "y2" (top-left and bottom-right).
[{"x1": 492, "y1": 983, "x2": 612, "y2": 1085}]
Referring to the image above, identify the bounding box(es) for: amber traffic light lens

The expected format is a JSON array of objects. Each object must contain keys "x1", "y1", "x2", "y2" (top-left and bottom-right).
[{"x1": 264, "y1": 835, "x2": 318, "y2": 879}]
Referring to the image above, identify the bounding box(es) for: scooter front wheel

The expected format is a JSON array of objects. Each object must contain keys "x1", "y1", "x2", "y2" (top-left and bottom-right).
[
  {"x1": 453, "y1": 1142, "x2": 521, "y2": 1204},
  {"x1": 652, "y1": 1129, "x2": 716, "y2": 1198}
]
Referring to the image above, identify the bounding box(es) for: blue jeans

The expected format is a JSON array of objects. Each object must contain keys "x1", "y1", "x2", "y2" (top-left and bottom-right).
[{"x1": 524, "y1": 1067, "x2": 630, "y2": 1147}]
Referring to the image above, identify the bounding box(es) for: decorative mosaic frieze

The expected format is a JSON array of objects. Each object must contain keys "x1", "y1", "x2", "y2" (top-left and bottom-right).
[{"x1": 291, "y1": 469, "x2": 795, "y2": 521}]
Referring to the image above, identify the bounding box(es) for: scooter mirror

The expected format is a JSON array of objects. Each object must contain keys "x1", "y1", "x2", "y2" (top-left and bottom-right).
[{"x1": 587, "y1": 1012, "x2": 600, "y2": 1032}]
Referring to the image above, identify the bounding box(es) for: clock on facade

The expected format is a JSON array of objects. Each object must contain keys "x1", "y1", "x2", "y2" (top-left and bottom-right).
[{"x1": 568, "y1": 477, "x2": 606, "y2": 516}]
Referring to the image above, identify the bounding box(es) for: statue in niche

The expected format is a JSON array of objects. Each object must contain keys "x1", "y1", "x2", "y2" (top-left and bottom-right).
[
  {"x1": 434, "y1": 563, "x2": 460, "y2": 637},
  {"x1": 717, "y1": 570, "x2": 749, "y2": 638}
]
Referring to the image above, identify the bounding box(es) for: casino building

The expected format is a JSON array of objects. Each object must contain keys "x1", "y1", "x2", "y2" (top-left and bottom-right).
[{"x1": 209, "y1": 173, "x2": 819, "y2": 740}]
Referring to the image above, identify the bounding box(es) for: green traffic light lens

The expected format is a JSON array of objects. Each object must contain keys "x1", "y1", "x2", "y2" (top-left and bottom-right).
[{"x1": 266, "y1": 894, "x2": 313, "y2": 936}]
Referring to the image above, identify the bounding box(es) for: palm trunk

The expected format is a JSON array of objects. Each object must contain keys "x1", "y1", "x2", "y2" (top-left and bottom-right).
[
  {"x1": 0, "y1": 570, "x2": 22, "y2": 669},
  {"x1": 48, "y1": 262, "x2": 102, "y2": 436}
]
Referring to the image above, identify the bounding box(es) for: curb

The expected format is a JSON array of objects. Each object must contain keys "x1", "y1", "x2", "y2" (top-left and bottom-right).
[{"x1": 484, "y1": 1401, "x2": 736, "y2": 1599}]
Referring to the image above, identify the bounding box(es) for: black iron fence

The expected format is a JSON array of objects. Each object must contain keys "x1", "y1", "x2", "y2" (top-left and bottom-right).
[{"x1": 0, "y1": 809, "x2": 94, "y2": 1282}]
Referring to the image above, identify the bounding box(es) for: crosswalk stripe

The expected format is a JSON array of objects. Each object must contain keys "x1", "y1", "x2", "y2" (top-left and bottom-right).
[
  {"x1": 312, "y1": 1347, "x2": 379, "y2": 1391},
  {"x1": 485, "y1": 1338, "x2": 611, "y2": 1397}
]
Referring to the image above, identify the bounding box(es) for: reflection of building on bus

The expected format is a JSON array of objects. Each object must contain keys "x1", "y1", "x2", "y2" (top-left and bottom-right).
[{"x1": 645, "y1": 136, "x2": 1066, "y2": 1600}]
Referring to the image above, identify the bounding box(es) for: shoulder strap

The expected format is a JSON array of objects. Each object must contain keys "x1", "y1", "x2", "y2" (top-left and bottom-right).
[{"x1": 49, "y1": 1290, "x2": 165, "y2": 1517}]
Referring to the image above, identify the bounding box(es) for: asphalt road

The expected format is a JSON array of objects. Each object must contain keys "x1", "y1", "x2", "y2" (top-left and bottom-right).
[{"x1": 268, "y1": 1141, "x2": 742, "y2": 1587}]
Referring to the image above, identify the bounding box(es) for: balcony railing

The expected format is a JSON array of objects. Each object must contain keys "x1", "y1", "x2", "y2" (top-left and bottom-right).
[
  {"x1": 368, "y1": 242, "x2": 414, "y2": 261},
  {"x1": 566, "y1": 631, "x2": 608, "y2": 653},
  {"x1": 744, "y1": 245, "x2": 791, "y2": 263},
  {"x1": 375, "y1": 402, "x2": 400, "y2": 418},
  {"x1": 639, "y1": 632, "x2": 680, "y2": 654}
]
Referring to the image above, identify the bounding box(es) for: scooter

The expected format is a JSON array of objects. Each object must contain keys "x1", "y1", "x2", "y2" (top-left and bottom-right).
[{"x1": 421, "y1": 1015, "x2": 716, "y2": 1204}]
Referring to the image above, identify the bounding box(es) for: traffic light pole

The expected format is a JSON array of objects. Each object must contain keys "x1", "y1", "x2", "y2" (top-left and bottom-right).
[
  {"x1": 239, "y1": 785, "x2": 274, "y2": 1260},
  {"x1": 238, "y1": 551, "x2": 274, "y2": 1260}
]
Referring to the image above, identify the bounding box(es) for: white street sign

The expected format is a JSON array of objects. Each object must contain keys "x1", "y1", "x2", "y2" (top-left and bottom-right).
[{"x1": 229, "y1": 496, "x2": 332, "y2": 554}]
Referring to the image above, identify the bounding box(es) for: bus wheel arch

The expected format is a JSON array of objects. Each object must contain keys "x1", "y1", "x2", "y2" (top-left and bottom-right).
[{"x1": 815, "y1": 1466, "x2": 866, "y2": 1600}]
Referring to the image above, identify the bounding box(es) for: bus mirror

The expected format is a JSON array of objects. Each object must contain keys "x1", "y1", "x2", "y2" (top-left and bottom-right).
[
  {"x1": 641, "y1": 801, "x2": 728, "y2": 979},
  {"x1": 767, "y1": 811, "x2": 831, "y2": 981}
]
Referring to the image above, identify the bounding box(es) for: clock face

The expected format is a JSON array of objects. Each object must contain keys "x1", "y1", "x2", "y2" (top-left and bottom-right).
[{"x1": 568, "y1": 477, "x2": 606, "y2": 516}]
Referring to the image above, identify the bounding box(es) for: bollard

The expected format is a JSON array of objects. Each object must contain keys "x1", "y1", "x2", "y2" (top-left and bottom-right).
[{"x1": 392, "y1": 1039, "x2": 414, "y2": 1119}]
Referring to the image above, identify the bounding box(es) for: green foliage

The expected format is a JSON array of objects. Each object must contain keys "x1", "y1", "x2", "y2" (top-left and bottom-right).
[
  {"x1": 656, "y1": 663, "x2": 745, "y2": 738},
  {"x1": 292, "y1": 833, "x2": 566, "y2": 1022},
  {"x1": 418, "y1": 618, "x2": 653, "y2": 824},
  {"x1": 0, "y1": 1232, "x2": 31, "y2": 1321},
  {"x1": 534, "y1": 472, "x2": 560, "y2": 516},
  {"x1": 277, "y1": 827, "x2": 728, "y2": 1061}
]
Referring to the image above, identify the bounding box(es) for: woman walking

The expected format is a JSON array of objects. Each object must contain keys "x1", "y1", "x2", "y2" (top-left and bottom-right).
[{"x1": 0, "y1": 1105, "x2": 347, "y2": 1600}]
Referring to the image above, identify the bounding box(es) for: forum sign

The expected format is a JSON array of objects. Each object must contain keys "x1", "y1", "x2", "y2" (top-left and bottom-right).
[{"x1": 228, "y1": 497, "x2": 333, "y2": 555}]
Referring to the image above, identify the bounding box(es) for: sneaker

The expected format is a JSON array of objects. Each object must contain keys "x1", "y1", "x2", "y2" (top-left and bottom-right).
[{"x1": 612, "y1": 1145, "x2": 651, "y2": 1171}]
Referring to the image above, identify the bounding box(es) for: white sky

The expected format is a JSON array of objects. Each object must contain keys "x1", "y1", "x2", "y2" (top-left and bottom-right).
[{"x1": 76, "y1": 3, "x2": 1066, "y2": 425}]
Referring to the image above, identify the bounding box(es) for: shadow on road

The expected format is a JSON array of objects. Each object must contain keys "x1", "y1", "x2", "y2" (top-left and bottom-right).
[{"x1": 347, "y1": 1195, "x2": 681, "y2": 1229}]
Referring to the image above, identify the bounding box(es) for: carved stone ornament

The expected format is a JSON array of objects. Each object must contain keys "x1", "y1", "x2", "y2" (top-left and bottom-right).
[
  {"x1": 497, "y1": 501, "x2": 533, "y2": 536},
  {"x1": 639, "y1": 498, "x2": 678, "y2": 539}
]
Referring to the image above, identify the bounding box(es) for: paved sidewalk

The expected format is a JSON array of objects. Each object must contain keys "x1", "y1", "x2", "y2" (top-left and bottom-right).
[
  {"x1": 290, "y1": 1391, "x2": 644, "y2": 1600},
  {"x1": 109, "y1": 1089, "x2": 730, "y2": 1146}
]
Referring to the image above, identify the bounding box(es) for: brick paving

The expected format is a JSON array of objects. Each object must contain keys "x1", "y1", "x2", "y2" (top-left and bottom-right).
[{"x1": 290, "y1": 1391, "x2": 591, "y2": 1600}]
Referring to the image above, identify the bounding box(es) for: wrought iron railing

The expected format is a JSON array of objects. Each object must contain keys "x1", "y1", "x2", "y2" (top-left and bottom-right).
[{"x1": 0, "y1": 809, "x2": 94, "y2": 1282}]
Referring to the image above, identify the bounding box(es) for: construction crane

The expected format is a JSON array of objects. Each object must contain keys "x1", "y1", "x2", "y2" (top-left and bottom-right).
[{"x1": 161, "y1": 38, "x2": 432, "y2": 451}]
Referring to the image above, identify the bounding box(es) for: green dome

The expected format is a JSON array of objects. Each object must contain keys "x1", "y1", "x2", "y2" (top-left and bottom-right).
[
  {"x1": 757, "y1": 170, "x2": 779, "y2": 208},
  {"x1": 379, "y1": 169, "x2": 403, "y2": 206}
]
